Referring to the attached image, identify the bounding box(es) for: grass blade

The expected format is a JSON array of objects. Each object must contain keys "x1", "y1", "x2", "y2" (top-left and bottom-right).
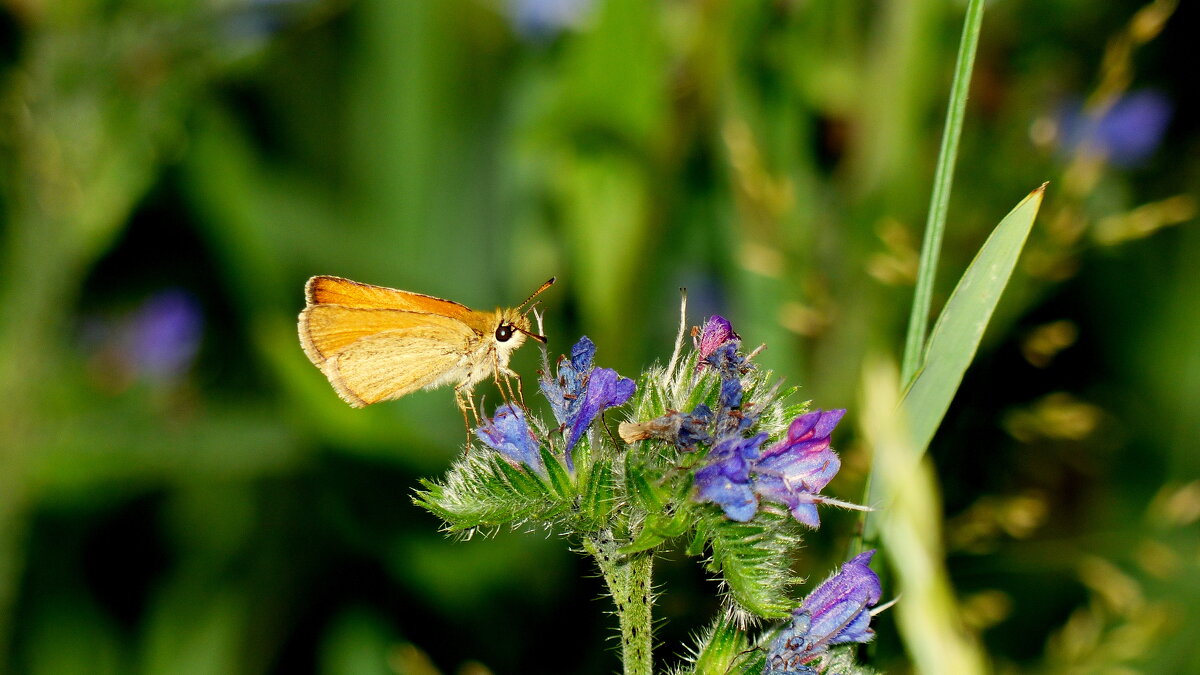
[
  {"x1": 901, "y1": 184, "x2": 1046, "y2": 454},
  {"x1": 902, "y1": 0, "x2": 988, "y2": 383},
  {"x1": 860, "y1": 185, "x2": 1045, "y2": 549}
]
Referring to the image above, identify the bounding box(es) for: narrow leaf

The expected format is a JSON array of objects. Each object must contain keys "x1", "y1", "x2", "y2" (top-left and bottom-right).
[{"x1": 901, "y1": 184, "x2": 1045, "y2": 452}]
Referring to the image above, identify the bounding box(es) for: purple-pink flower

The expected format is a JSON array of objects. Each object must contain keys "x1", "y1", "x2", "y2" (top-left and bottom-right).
[
  {"x1": 765, "y1": 550, "x2": 882, "y2": 673},
  {"x1": 694, "y1": 315, "x2": 737, "y2": 365},
  {"x1": 753, "y1": 409, "x2": 845, "y2": 528},
  {"x1": 694, "y1": 409, "x2": 846, "y2": 527}
]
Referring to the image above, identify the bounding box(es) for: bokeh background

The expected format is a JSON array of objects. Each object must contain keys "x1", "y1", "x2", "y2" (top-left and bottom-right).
[{"x1": 0, "y1": 0, "x2": 1196, "y2": 673}]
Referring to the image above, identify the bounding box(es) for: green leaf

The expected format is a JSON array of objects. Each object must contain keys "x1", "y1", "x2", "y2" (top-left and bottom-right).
[
  {"x1": 620, "y1": 526, "x2": 670, "y2": 555},
  {"x1": 687, "y1": 614, "x2": 753, "y2": 675},
  {"x1": 902, "y1": 184, "x2": 1046, "y2": 453},
  {"x1": 701, "y1": 512, "x2": 800, "y2": 618},
  {"x1": 625, "y1": 452, "x2": 666, "y2": 512},
  {"x1": 541, "y1": 445, "x2": 574, "y2": 499},
  {"x1": 413, "y1": 454, "x2": 563, "y2": 532},
  {"x1": 579, "y1": 457, "x2": 615, "y2": 526},
  {"x1": 620, "y1": 507, "x2": 692, "y2": 554}
]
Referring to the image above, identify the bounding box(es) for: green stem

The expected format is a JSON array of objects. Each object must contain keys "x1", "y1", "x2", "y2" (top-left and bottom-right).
[
  {"x1": 585, "y1": 531, "x2": 653, "y2": 675},
  {"x1": 899, "y1": 0, "x2": 986, "y2": 385}
]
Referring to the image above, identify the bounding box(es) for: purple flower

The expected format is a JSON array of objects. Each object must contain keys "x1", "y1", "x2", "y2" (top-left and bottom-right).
[
  {"x1": 1056, "y1": 90, "x2": 1172, "y2": 167},
  {"x1": 571, "y1": 366, "x2": 636, "y2": 451},
  {"x1": 694, "y1": 315, "x2": 737, "y2": 365},
  {"x1": 693, "y1": 433, "x2": 766, "y2": 522},
  {"x1": 82, "y1": 289, "x2": 204, "y2": 390},
  {"x1": 126, "y1": 290, "x2": 204, "y2": 379},
  {"x1": 765, "y1": 551, "x2": 881, "y2": 673},
  {"x1": 544, "y1": 336, "x2": 595, "y2": 428},
  {"x1": 753, "y1": 410, "x2": 845, "y2": 528},
  {"x1": 540, "y1": 336, "x2": 636, "y2": 468},
  {"x1": 693, "y1": 409, "x2": 846, "y2": 528},
  {"x1": 476, "y1": 404, "x2": 543, "y2": 475}
]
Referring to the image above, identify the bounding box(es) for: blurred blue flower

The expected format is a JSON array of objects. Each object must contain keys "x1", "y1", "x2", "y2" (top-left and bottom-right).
[
  {"x1": 540, "y1": 336, "x2": 635, "y2": 468},
  {"x1": 507, "y1": 0, "x2": 593, "y2": 41},
  {"x1": 1057, "y1": 90, "x2": 1172, "y2": 167},
  {"x1": 223, "y1": 0, "x2": 321, "y2": 44},
  {"x1": 126, "y1": 290, "x2": 204, "y2": 379},
  {"x1": 476, "y1": 404, "x2": 544, "y2": 475},
  {"x1": 765, "y1": 550, "x2": 881, "y2": 673},
  {"x1": 83, "y1": 289, "x2": 204, "y2": 391}
]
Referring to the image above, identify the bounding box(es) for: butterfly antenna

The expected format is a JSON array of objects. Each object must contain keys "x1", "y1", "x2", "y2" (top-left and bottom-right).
[{"x1": 517, "y1": 277, "x2": 556, "y2": 312}]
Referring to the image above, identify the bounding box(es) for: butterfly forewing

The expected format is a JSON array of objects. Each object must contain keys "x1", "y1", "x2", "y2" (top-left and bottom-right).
[
  {"x1": 299, "y1": 305, "x2": 477, "y2": 363},
  {"x1": 305, "y1": 276, "x2": 475, "y2": 320}
]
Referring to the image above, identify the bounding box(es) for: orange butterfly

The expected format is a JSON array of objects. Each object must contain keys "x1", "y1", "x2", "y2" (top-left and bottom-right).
[{"x1": 298, "y1": 276, "x2": 554, "y2": 422}]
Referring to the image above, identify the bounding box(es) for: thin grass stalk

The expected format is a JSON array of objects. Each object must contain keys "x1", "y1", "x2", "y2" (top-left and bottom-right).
[{"x1": 900, "y1": 0, "x2": 987, "y2": 384}]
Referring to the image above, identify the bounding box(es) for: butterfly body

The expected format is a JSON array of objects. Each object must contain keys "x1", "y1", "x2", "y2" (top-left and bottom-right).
[{"x1": 298, "y1": 276, "x2": 550, "y2": 412}]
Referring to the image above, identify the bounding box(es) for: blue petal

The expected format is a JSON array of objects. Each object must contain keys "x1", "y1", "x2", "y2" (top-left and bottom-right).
[
  {"x1": 564, "y1": 366, "x2": 635, "y2": 451},
  {"x1": 540, "y1": 336, "x2": 597, "y2": 426},
  {"x1": 694, "y1": 466, "x2": 757, "y2": 522},
  {"x1": 475, "y1": 404, "x2": 544, "y2": 474},
  {"x1": 570, "y1": 335, "x2": 596, "y2": 370},
  {"x1": 800, "y1": 550, "x2": 881, "y2": 646}
]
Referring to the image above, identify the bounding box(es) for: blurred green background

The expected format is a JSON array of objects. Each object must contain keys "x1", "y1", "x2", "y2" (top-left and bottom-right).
[{"x1": 0, "y1": 0, "x2": 1195, "y2": 673}]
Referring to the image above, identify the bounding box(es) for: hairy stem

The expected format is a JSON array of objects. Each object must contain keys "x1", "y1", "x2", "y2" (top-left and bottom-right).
[{"x1": 586, "y1": 530, "x2": 653, "y2": 675}]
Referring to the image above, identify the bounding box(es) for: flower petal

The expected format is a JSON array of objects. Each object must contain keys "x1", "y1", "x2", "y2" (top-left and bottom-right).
[
  {"x1": 475, "y1": 404, "x2": 543, "y2": 474},
  {"x1": 695, "y1": 315, "x2": 736, "y2": 364},
  {"x1": 800, "y1": 550, "x2": 882, "y2": 647}
]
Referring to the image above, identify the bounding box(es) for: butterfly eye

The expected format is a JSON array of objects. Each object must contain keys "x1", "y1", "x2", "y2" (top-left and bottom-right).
[{"x1": 495, "y1": 323, "x2": 514, "y2": 342}]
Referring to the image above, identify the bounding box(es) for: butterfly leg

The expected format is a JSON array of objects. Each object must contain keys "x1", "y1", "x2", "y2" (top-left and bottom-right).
[
  {"x1": 495, "y1": 365, "x2": 525, "y2": 410},
  {"x1": 455, "y1": 385, "x2": 480, "y2": 448}
]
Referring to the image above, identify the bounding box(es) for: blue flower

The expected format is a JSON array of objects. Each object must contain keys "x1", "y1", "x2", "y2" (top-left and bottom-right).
[
  {"x1": 694, "y1": 409, "x2": 846, "y2": 528},
  {"x1": 476, "y1": 404, "x2": 543, "y2": 475},
  {"x1": 544, "y1": 336, "x2": 595, "y2": 429},
  {"x1": 571, "y1": 366, "x2": 636, "y2": 450},
  {"x1": 540, "y1": 336, "x2": 636, "y2": 469},
  {"x1": 693, "y1": 433, "x2": 766, "y2": 522},
  {"x1": 753, "y1": 410, "x2": 845, "y2": 528},
  {"x1": 765, "y1": 551, "x2": 881, "y2": 673},
  {"x1": 1056, "y1": 90, "x2": 1172, "y2": 167}
]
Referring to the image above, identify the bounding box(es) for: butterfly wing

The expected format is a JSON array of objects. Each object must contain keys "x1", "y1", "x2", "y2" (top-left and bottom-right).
[
  {"x1": 305, "y1": 276, "x2": 475, "y2": 321},
  {"x1": 299, "y1": 305, "x2": 478, "y2": 407}
]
